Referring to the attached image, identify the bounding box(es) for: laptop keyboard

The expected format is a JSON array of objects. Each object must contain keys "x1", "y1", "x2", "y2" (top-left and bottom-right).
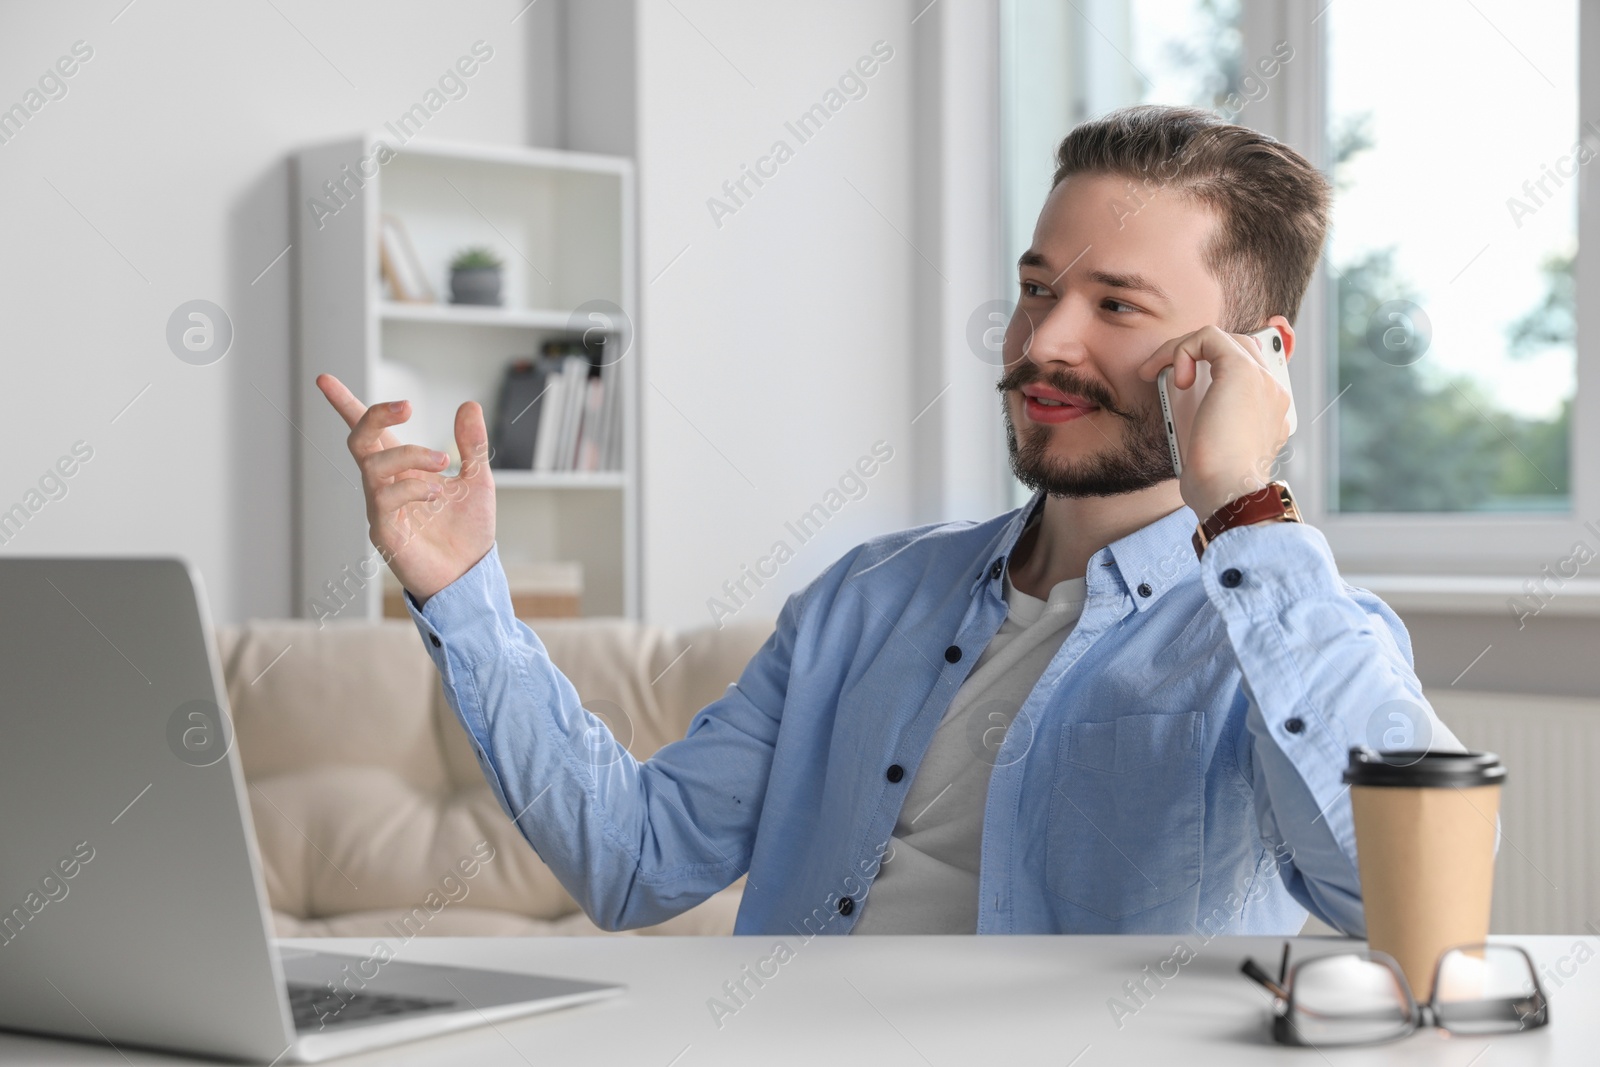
[{"x1": 287, "y1": 982, "x2": 457, "y2": 1030}]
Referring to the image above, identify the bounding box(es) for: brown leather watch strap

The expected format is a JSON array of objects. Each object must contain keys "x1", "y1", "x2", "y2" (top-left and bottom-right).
[{"x1": 1192, "y1": 481, "x2": 1299, "y2": 558}]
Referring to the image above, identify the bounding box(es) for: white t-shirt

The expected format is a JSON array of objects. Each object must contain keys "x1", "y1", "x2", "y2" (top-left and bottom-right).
[{"x1": 851, "y1": 548, "x2": 1087, "y2": 934}]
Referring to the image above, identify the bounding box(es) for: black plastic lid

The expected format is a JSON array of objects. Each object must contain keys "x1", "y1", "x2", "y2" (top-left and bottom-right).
[{"x1": 1342, "y1": 746, "x2": 1506, "y2": 788}]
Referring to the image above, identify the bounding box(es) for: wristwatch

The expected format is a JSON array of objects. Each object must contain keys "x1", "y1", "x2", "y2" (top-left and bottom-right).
[{"x1": 1193, "y1": 480, "x2": 1302, "y2": 559}]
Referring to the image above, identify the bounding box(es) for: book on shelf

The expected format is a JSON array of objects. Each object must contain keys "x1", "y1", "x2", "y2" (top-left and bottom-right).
[
  {"x1": 595, "y1": 353, "x2": 620, "y2": 471},
  {"x1": 488, "y1": 334, "x2": 621, "y2": 474},
  {"x1": 575, "y1": 371, "x2": 604, "y2": 471},
  {"x1": 489, "y1": 359, "x2": 548, "y2": 470},
  {"x1": 604, "y1": 355, "x2": 622, "y2": 469},
  {"x1": 552, "y1": 352, "x2": 588, "y2": 471},
  {"x1": 529, "y1": 365, "x2": 563, "y2": 471}
]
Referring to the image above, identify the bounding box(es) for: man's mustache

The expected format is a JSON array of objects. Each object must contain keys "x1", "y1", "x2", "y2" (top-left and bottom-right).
[{"x1": 995, "y1": 364, "x2": 1134, "y2": 420}]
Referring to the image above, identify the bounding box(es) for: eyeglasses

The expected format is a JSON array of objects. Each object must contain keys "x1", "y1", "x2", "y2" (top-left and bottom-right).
[{"x1": 1239, "y1": 941, "x2": 1549, "y2": 1047}]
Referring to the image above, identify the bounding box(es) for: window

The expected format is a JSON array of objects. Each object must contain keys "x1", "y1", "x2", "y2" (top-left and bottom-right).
[{"x1": 1325, "y1": 0, "x2": 1577, "y2": 514}]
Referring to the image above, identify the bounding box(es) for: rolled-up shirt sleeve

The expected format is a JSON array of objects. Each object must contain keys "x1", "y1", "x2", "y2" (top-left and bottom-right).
[
  {"x1": 402, "y1": 542, "x2": 797, "y2": 931},
  {"x1": 1199, "y1": 520, "x2": 1465, "y2": 937}
]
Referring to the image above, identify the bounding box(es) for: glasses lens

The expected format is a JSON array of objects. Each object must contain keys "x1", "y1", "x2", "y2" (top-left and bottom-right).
[
  {"x1": 1288, "y1": 955, "x2": 1415, "y2": 1046},
  {"x1": 1434, "y1": 945, "x2": 1549, "y2": 1034}
]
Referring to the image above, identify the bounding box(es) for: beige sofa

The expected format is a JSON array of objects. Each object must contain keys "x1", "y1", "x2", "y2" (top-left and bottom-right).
[{"x1": 214, "y1": 612, "x2": 777, "y2": 937}]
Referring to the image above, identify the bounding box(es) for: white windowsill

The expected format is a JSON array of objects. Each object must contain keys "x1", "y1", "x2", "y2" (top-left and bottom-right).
[{"x1": 1342, "y1": 574, "x2": 1600, "y2": 618}]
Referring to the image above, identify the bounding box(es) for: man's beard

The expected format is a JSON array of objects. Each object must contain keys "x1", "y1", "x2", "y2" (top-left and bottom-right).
[{"x1": 997, "y1": 364, "x2": 1175, "y2": 498}]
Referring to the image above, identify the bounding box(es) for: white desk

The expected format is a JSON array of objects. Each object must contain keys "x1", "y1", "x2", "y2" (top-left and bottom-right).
[{"x1": 1, "y1": 935, "x2": 1591, "y2": 1064}]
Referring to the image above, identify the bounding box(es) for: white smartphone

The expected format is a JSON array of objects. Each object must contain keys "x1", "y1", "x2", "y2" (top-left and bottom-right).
[{"x1": 1157, "y1": 324, "x2": 1296, "y2": 477}]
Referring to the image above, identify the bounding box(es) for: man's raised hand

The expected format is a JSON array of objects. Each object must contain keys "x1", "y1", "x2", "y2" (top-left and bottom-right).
[
  {"x1": 1136, "y1": 320, "x2": 1295, "y2": 520},
  {"x1": 316, "y1": 373, "x2": 496, "y2": 605}
]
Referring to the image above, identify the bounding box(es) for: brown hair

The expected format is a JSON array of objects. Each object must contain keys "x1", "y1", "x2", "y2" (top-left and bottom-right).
[{"x1": 1052, "y1": 104, "x2": 1330, "y2": 332}]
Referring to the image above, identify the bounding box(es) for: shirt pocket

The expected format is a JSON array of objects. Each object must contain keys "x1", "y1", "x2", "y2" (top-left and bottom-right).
[{"x1": 1045, "y1": 711, "x2": 1203, "y2": 919}]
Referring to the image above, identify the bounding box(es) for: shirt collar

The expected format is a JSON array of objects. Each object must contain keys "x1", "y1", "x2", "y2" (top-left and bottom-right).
[{"x1": 970, "y1": 487, "x2": 1201, "y2": 611}]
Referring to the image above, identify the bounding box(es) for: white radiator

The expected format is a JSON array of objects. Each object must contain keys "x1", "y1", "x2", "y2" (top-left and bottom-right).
[{"x1": 1425, "y1": 688, "x2": 1600, "y2": 935}]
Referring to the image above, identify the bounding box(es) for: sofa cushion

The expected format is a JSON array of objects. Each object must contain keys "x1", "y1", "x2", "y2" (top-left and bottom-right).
[{"x1": 215, "y1": 612, "x2": 776, "y2": 936}]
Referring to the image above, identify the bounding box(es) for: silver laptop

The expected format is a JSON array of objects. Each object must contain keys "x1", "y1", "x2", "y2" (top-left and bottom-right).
[{"x1": 0, "y1": 558, "x2": 623, "y2": 1063}]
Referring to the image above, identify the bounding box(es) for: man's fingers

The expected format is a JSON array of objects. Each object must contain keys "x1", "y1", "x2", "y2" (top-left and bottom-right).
[
  {"x1": 347, "y1": 398, "x2": 415, "y2": 458},
  {"x1": 454, "y1": 400, "x2": 494, "y2": 479},
  {"x1": 1144, "y1": 325, "x2": 1269, "y2": 385},
  {"x1": 1165, "y1": 338, "x2": 1199, "y2": 390},
  {"x1": 319, "y1": 374, "x2": 410, "y2": 455},
  {"x1": 372, "y1": 477, "x2": 442, "y2": 517},
  {"x1": 1174, "y1": 327, "x2": 1259, "y2": 389},
  {"x1": 361, "y1": 443, "x2": 450, "y2": 485},
  {"x1": 1139, "y1": 331, "x2": 1199, "y2": 386},
  {"x1": 316, "y1": 374, "x2": 368, "y2": 430}
]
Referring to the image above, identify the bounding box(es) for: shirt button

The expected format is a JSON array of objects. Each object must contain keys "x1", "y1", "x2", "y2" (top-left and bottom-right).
[
  {"x1": 1284, "y1": 717, "x2": 1305, "y2": 734},
  {"x1": 1221, "y1": 568, "x2": 1243, "y2": 588},
  {"x1": 1137, "y1": 582, "x2": 1153, "y2": 598},
  {"x1": 989, "y1": 558, "x2": 1004, "y2": 580},
  {"x1": 944, "y1": 645, "x2": 962, "y2": 663},
  {"x1": 838, "y1": 896, "x2": 854, "y2": 916},
  {"x1": 886, "y1": 764, "x2": 904, "y2": 783},
  {"x1": 430, "y1": 633, "x2": 442, "y2": 648}
]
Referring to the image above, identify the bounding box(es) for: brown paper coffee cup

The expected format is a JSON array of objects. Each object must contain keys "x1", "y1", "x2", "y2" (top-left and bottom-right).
[{"x1": 1344, "y1": 747, "x2": 1505, "y2": 1003}]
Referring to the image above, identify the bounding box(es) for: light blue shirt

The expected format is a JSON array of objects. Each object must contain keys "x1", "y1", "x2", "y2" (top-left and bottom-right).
[{"x1": 405, "y1": 487, "x2": 1456, "y2": 937}]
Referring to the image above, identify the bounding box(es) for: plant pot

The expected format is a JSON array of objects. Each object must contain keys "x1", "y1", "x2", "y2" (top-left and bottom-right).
[{"x1": 450, "y1": 267, "x2": 502, "y2": 306}]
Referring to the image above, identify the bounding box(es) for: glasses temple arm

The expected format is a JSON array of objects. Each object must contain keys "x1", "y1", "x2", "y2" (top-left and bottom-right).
[{"x1": 1239, "y1": 958, "x2": 1288, "y2": 1000}]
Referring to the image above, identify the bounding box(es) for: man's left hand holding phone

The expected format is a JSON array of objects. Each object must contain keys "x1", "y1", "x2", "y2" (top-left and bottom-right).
[{"x1": 1139, "y1": 322, "x2": 1297, "y2": 522}]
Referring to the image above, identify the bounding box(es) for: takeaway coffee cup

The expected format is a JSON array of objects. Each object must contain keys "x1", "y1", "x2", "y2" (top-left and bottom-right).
[{"x1": 1343, "y1": 746, "x2": 1507, "y2": 1002}]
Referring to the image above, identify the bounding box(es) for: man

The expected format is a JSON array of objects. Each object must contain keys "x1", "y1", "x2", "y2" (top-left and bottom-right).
[{"x1": 316, "y1": 104, "x2": 1457, "y2": 938}]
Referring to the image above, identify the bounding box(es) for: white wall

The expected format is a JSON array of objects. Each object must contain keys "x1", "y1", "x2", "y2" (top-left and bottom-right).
[
  {"x1": 634, "y1": 1, "x2": 925, "y2": 631},
  {"x1": 0, "y1": 0, "x2": 557, "y2": 624}
]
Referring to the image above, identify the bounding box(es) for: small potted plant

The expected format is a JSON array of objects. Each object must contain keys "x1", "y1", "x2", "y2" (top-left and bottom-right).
[{"x1": 449, "y1": 246, "x2": 504, "y2": 306}]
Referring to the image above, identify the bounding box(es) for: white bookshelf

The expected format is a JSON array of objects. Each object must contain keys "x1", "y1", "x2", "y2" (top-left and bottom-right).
[{"x1": 293, "y1": 134, "x2": 638, "y2": 621}]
